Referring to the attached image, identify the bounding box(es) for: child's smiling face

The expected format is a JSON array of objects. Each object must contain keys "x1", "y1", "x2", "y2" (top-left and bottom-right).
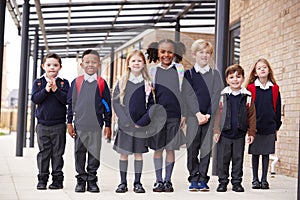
[
  {"x1": 158, "y1": 42, "x2": 175, "y2": 68},
  {"x1": 226, "y1": 71, "x2": 245, "y2": 91},
  {"x1": 194, "y1": 47, "x2": 212, "y2": 67},
  {"x1": 81, "y1": 54, "x2": 100, "y2": 75},
  {"x1": 128, "y1": 54, "x2": 145, "y2": 76}
]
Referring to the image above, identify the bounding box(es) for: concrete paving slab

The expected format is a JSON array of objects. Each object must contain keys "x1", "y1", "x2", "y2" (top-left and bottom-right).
[{"x1": 0, "y1": 133, "x2": 297, "y2": 200}]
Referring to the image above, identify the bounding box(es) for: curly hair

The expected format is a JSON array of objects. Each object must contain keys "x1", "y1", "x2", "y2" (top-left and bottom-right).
[{"x1": 146, "y1": 39, "x2": 186, "y2": 63}]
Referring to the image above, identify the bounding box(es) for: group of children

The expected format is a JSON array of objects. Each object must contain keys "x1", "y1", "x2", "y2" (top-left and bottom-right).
[{"x1": 31, "y1": 38, "x2": 282, "y2": 194}]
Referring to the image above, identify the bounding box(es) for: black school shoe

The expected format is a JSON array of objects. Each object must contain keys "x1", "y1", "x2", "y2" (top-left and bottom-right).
[
  {"x1": 153, "y1": 181, "x2": 164, "y2": 192},
  {"x1": 232, "y1": 184, "x2": 245, "y2": 192},
  {"x1": 261, "y1": 181, "x2": 270, "y2": 189},
  {"x1": 87, "y1": 181, "x2": 100, "y2": 193},
  {"x1": 75, "y1": 180, "x2": 86, "y2": 192},
  {"x1": 164, "y1": 181, "x2": 174, "y2": 192},
  {"x1": 48, "y1": 181, "x2": 63, "y2": 189},
  {"x1": 252, "y1": 180, "x2": 261, "y2": 189},
  {"x1": 133, "y1": 183, "x2": 146, "y2": 193},
  {"x1": 216, "y1": 184, "x2": 227, "y2": 192},
  {"x1": 37, "y1": 181, "x2": 47, "y2": 190},
  {"x1": 115, "y1": 183, "x2": 128, "y2": 193}
]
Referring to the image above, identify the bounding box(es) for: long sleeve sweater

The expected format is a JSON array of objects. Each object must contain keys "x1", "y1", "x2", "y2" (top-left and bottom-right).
[{"x1": 31, "y1": 77, "x2": 69, "y2": 126}]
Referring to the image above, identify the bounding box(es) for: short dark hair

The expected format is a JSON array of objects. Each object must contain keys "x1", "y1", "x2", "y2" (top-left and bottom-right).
[
  {"x1": 82, "y1": 49, "x2": 100, "y2": 60},
  {"x1": 43, "y1": 53, "x2": 62, "y2": 65},
  {"x1": 225, "y1": 64, "x2": 245, "y2": 78}
]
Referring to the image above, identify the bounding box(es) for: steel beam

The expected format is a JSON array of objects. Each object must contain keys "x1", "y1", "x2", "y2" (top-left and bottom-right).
[
  {"x1": 0, "y1": 0, "x2": 6, "y2": 119},
  {"x1": 34, "y1": 0, "x2": 49, "y2": 53},
  {"x1": 212, "y1": 0, "x2": 230, "y2": 175},
  {"x1": 16, "y1": 0, "x2": 30, "y2": 157},
  {"x1": 29, "y1": 27, "x2": 39, "y2": 148},
  {"x1": 29, "y1": 4, "x2": 215, "y2": 15},
  {"x1": 23, "y1": 39, "x2": 31, "y2": 147},
  {"x1": 38, "y1": 0, "x2": 215, "y2": 8},
  {"x1": 109, "y1": 47, "x2": 114, "y2": 89}
]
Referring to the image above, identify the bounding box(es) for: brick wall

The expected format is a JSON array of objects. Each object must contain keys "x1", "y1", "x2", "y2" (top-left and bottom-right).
[{"x1": 230, "y1": 0, "x2": 300, "y2": 177}]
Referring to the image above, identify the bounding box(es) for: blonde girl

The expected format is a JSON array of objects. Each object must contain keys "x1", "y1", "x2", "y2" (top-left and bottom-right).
[{"x1": 113, "y1": 50, "x2": 154, "y2": 193}]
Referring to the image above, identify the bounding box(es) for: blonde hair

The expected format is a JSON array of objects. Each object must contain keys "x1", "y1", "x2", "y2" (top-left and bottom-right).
[
  {"x1": 191, "y1": 39, "x2": 213, "y2": 55},
  {"x1": 245, "y1": 58, "x2": 277, "y2": 87},
  {"x1": 118, "y1": 50, "x2": 152, "y2": 105}
]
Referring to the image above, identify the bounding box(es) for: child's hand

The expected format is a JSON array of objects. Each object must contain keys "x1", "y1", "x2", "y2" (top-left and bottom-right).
[
  {"x1": 180, "y1": 117, "x2": 186, "y2": 128},
  {"x1": 205, "y1": 114, "x2": 211, "y2": 121},
  {"x1": 247, "y1": 135, "x2": 254, "y2": 144},
  {"x1": 104, "y1": 127, "x2": 111, "y2": 140},
  {"x1": 196, "y1": 112, "x2": 209, "y2": 125},
  {"x1": 67, "y1": 123, "x2": 76, "y2": 138},
  {"x1": 45, "y1": 81, "x2": 52, "y2": 92},
  {"x1": 50, "y1": 78, "x2": 57, "y2": 92},
  {"x1": 214, "y1": 134, "x2": 220, "y2": 143}
]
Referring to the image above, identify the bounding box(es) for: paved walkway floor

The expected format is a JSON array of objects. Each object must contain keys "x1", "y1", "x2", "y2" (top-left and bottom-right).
[{"x1": 0, "y1": 132, "x2": 297, "y2": 200}]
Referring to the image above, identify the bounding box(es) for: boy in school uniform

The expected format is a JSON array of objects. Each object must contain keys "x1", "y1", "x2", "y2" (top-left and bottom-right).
[
  {"x1": 67, "y1": 49, "x2": 112, "y2": 193},
  {"x1": 213, "y1": 64, "x2": 256, "y2": 192},
  {"x1": 31, "y1": 53, "x2": 70, "y2": 190},
  {"x1": 184, "y1": 39, "x2": 223, "y2": 191}
]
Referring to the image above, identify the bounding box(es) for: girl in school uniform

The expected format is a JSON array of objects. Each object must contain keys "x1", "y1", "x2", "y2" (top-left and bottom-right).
[
  {"x1": 113, "y1": 50, "x2": 154, "y2": 193},
  {"x1": 245, "y1": 58, "x2": 282, "y2": 190},
  {"x1": 146, "y1": 39, "x2": 186, "y2": 192}
]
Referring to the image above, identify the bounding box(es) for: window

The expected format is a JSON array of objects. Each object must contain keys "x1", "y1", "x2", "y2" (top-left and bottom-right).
[{"x1": 229, "y1": 22, "x2": 240, "y2": 65}]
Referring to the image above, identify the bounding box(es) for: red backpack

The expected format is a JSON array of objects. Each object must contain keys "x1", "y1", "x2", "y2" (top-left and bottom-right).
[
  {"x1": 247, "y1": 83, "x2": 279, "y2": 112},
  {"x1": 75, "y1": 75, "x2": 105, "y2": 97},
  {"x1": 75, "y1": 75, "x2": 110, "y2": 113}
]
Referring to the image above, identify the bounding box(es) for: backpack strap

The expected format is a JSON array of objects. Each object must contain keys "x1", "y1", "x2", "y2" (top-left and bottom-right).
[
  {"x1": 219, "y1": 95, "x2": 224, "y2": 114},
  {"x1": 247, "y1": 83, "x2": 256, "y2": 102},
  {"x1": 76, "y1": 75, "x2": 110, "y2": 112},
  {"x1": 175, "y1": 63, "x2": 184, "y2": 91},
  {"x1": 76, "y1": 75, "x2": 105, "y2": 97},
  {"x1": 272, "y1": 84, "x2": 279, "y2": 112},
  {"x1": 246, "y1": 95, "x2": 252, "y2": 109},
  {"x1": 96, "y1": 76, "x2": 105, "y2": 97},
  {"x1": 97, "y1": 76, "x2": 110, "y2": 113},
  {"x1": 248, "y1": 83, "x2": 279, "y2": 112},
  {"x1": 148, "y1": 65, "x2": 157, "y2": 88},
  {"x1": 75, "y1": 75, "x2": 85, "y2": 95}
]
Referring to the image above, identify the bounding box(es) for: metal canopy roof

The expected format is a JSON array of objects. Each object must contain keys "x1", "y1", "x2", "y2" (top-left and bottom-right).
[{"x1": 9, "y1": 0, "x2": 216, "y2": 58}]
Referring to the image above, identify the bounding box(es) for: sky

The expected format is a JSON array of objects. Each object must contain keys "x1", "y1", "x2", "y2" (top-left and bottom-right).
[
  {"x1": 4, "y1": 8, "x2": 22, "y2": 91},
  {"x1": 4, "y1": 8, "x2": 78, "y2": 92}
]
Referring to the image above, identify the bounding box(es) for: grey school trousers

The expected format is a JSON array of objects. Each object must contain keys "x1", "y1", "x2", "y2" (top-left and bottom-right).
[
  {"x1": 36, "y1": 123, "x2": 66, "y2": 181},
  {"x1": 186, "y1": 116, "x2": 212, "y2": 183},
  {"x1": 74, "y1": 130, "x2": 102, "y2": 182},
  {"x1": 217, "y1": 136, "x2": 245, "y2": 185}
]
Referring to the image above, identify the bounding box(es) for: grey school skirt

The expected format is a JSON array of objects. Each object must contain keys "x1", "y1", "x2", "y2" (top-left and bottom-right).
[
  {"x1": 146, "y1": 118, "x2": 186, "y2": 151},
  {"x1": 248, "y1": 134, "x2": 276, "y2": 155}
]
